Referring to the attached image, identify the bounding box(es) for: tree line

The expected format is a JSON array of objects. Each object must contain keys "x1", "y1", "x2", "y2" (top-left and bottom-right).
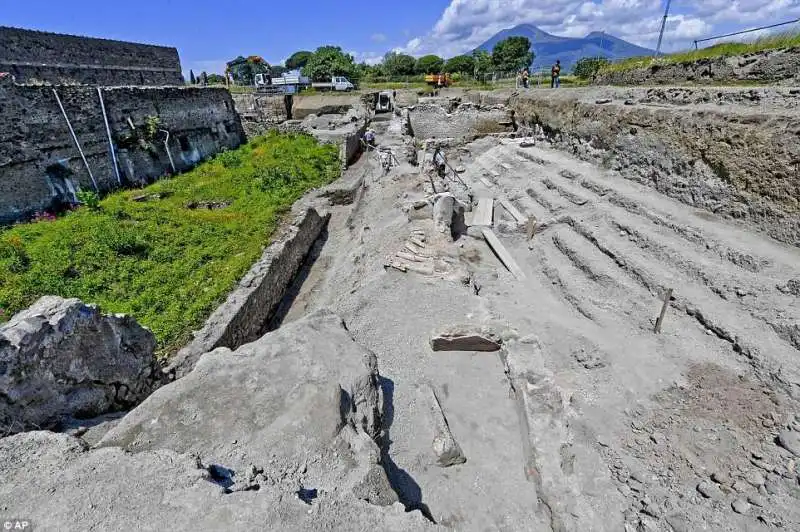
[
  {"x1": 193, "y1": 36, "x2": 612, "y2": 86},
  {"x1": 206, "y1": 36, "x2": 536, "y2": 86}
]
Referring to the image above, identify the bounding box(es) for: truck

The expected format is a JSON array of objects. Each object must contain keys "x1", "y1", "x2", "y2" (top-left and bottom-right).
[
  {"x1": 311, "y1": 76, "x2": 355, "y2": 92},
  {"x1": 254, "y1": 71, "x2": 311, "y2": 94},
  {"x1": 425, "y1": 73, "x2": 452, "y2": 87}
]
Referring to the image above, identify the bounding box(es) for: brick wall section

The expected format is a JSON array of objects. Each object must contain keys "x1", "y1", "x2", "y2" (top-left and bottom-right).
[
  {"x1": 0, "y1": 26, "x2": 183, "y2": 86},
  {"x1": 0, "y1": 82, "x2": 245, "y2": 222}
]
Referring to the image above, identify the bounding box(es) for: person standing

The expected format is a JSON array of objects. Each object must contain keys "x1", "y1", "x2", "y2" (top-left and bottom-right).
[
  {"x1": 551, "y1": 60, "x2": 561, "y2": 88},
  {"x1": 522, "y1": 68, "x2": 530, "y2": 89}
]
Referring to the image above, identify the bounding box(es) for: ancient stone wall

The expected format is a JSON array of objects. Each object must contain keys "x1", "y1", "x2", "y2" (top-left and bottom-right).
[
  {"x1": 0, "y1": 26, "x2": 183, "y2": 86},
  {"x1": 0, "y1": 82, "x2": 245, "y2": 222},
  {"x1": 231, "y1": 93, "x2": 290, "y2": 137},
  {"x1": 166, "y1": 204, "x2": 331, "y2": 379}
]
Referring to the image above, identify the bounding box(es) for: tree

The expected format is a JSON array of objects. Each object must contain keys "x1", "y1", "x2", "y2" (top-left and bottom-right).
[
  {"x1": 226, "y1": 55, "x2": 271, "y2": 86},
  {"x1": 472, "y1": 50, "x2": 493, "y2": 77},
  {"x1": 201, "y1": 71, "x2": 208, "y2": 86},
  {"x1": 302, "y1": 46, "x2": 356, "y2": 81},
  {"x1": 189, "y1": 69, "x2": 196, "y2": 84},
  {"x1": 573, "y1": 56, "x2": 611, "y2": 80},
  {"x1": 271, "y1": 65, "x2": 288, "y2": 77},
  {"x1": 383, "y1": 51, "x2": 416, "y2": 77},
  {"x1": 444, "y1": 55, "x2": 475, "y2": 74},
  {"x1": 285, "y1": 51, "x2": 313, "y2": 70},
  {"x1": 415, "y1": 54, "x2": 444, "y2": 75},
  {"x1": 491, "y1": 36, "x2": 534, "y2": 73},
  {"x1": 206, "y1": 73, "x2": 226, "y2": 84}
]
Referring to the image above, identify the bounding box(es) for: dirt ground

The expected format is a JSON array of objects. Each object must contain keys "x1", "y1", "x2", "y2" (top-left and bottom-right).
[{"x1": 275, "y1": 100, "x2": 800, "y2": 531}]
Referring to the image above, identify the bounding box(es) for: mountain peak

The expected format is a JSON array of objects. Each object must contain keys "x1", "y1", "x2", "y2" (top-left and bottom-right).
[{"x1": 476, "y1": 23, "x2": 655, "y2": 71}]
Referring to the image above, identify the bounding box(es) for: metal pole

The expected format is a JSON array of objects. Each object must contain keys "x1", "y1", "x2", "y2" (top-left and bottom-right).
[
  {"x1": 53, "y1": 88, "x2": 98, "y2": 192},
  {"x1": 97, "y1": 88, "x2": 121, "y2": 186},
  {"x1": 159, "y1": 129, "x2": 176, "y2": 174},
  {"x1": 655, "y1": 0, "x2": 672, "y2": 56}
]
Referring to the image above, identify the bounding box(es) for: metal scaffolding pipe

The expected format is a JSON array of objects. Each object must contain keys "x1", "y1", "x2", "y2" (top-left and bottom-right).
[{"x1": 53, "y1": 88, "x2": 98, "y2": 192}]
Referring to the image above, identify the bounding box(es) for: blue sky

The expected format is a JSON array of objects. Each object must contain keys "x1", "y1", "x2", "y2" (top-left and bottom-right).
[{"x1": 4, "y1": 0, "x2": 799, "y2": 75}]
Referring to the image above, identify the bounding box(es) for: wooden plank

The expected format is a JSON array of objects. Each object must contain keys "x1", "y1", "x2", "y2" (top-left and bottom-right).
[
  {"x1": 482, "y1": 228, "x2": 526, "y2": 280},
  {"x1": 397, "y1": 251, "x2": 427, "y2": 263},
  {"x1": 480, "y1": 177, "x2": 494, "y2": 188},
  {"x1": 654, "y1": 288, "x2": 674, "y2": 334},
  {"x1": 470, "y1": 197, "x2": 494, "y2": 227},
  {"x1": 498, "y1": 199, "x2": 526, "y2": 224},
  {"x1": 526, "y1": 216, "x2": 537, "y2": 240}
]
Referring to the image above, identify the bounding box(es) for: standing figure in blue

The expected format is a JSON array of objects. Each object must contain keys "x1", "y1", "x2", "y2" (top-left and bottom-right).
[{"x1": 551, "y1": 60, "x2": 561, "y2": 88}]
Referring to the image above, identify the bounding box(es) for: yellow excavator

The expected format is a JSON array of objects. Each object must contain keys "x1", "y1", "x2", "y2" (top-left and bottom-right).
[{"x1": 424, "y1": 73, "x2": 452, "y2": 87}]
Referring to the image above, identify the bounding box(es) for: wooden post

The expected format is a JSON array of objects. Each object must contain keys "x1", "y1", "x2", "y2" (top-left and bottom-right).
[{"x1": 654, "y1": 288, "x2": 674, "y2": 334}]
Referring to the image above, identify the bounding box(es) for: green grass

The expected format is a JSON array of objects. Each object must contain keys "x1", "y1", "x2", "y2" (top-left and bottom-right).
[
  {"x1": 602, "y1": 30, "x2": 800, "y2": 74},
  {"x1": 0, "y1": 132, "x2": 340, "y2": 355}
]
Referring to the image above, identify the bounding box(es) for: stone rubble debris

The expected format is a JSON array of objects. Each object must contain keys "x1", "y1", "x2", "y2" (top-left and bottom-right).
[{"x1": 0, "y1": 296, "x2": 163, "y2": 435}]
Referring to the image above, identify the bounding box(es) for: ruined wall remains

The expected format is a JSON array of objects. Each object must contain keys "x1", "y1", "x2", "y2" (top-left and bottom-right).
[
  {"x1": 0, "y1": 26, "x2": 183, "y2": 86},
  {"x1": 506, "y1": 87, "x2": 800, "y2": 246},
  {"x1": 0, "y1": 81, "x2": 245, "y2": 222},
  {"x1": 595, "y1": 46, "x2": 800, "y2": 86},
  {"x1": 409, "y1": 100, "x2": 515, "y2": 141},
  {"x1": 166, "y1": 204, "x2": 331, "y2": 378},
  {"x1": 231, "y1": 93, "x2": 290, "y2": 137}
]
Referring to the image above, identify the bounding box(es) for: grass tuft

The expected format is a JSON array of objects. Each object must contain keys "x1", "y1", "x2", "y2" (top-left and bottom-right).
[{"x1": 0, "y1": 132, "x2": 340, "y2": 355}]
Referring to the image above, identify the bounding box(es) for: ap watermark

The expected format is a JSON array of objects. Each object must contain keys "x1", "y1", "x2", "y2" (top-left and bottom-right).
[{"x1": 2, "y1": 520, "x2": 32, "y2": 530}]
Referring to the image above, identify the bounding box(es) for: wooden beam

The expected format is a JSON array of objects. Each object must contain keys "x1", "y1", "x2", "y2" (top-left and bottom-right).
[
  {"x1": 654, "y1": 288, "x2": 674, "y2": 334},
  {"x1": 498, "y1": 199, "x2": 526, "y2": 224},
  {"x1": 482, "y1": 228, "x2": 526, "y2": 280},
  {"x1": 470, "y1": 197, "x2": 494, "y2": 227}
]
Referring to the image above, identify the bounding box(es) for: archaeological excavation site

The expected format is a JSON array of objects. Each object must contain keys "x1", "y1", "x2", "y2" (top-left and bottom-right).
[{"x1": 1, "y1": 23, "x2": 800, "y2": 532}]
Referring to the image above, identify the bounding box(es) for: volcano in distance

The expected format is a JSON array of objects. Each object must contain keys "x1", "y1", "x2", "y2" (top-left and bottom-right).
[{"x1": 476, "y1": 23, "x2": 655, "y2": 72}]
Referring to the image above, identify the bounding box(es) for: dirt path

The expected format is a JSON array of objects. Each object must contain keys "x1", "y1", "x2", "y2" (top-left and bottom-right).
[{"x1": 276, "y1": 109, "x2": 800, "y2": 530}]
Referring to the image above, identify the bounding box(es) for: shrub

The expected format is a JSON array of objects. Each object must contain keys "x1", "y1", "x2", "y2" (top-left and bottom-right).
[{"x1": 76, "y1": 190, "x2": 101, "y2": 210}]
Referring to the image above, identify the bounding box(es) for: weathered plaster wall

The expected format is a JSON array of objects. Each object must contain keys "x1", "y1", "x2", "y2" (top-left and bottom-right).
[
  {"x1": 0, "y1": 82, "x2": 245, "y2": 222},
  {"x1": 0, "y1": 26, "x2": 183, "y2": 86}
]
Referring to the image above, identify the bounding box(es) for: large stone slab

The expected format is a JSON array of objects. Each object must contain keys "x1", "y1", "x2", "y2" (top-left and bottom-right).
[
  {"x1": 0, "y1": 296, "x2": 161, "y2": 435},
  {"x1": 101, "y1": 309, "x2": 395, "y2": 505},
  {"x1": 430, "y1": 325, "x2": 502, "y2": 352},
  {"x1": 0, "y1": 431, "x2": 437, "y2": 531}
]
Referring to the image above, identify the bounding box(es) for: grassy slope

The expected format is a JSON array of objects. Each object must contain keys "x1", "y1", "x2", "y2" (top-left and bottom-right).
[
  {"x1": 602, "y1": 31, "x2": 800, "y2": 74},
  {"x1": 0, "y1": 132, "x2": 339, "y2": 355}
]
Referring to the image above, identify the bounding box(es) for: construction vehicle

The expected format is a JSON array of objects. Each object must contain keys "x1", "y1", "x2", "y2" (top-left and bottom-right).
[
  {"x1": 311, "y1": 76, "x2": 355, "y2": 92},
  {"x1": 254, "y1": 71, "x2": 310, "y2": 94},
  {"x1": 425, "y1": 73, "x2": 452, "y2": 87},
  {"x1": 375, "y1": 91, "x2": 393, "y2": 113}
]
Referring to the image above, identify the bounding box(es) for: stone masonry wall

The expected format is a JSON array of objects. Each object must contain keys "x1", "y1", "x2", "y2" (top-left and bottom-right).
[
  {"x1": 166, "y1": 204, "x2": 331, "y2": 379},
  {"x1": 0, "y1": 26, "x2": 183, "y2": 86},
  {"x1": 0, "y1": 82, "x2": 245, "y2": 222}
]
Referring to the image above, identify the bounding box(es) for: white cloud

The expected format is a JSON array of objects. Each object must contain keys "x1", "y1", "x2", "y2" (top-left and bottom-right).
[
  {"x1": 395, "y1": 0, "x2": 800, "y2": 57},
  {"x1": 352, "y1": 51, "x2": 384, "y2": 65},
  {"x1": 371, "y1": 33, "x2": 387, "y2": 43}
]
